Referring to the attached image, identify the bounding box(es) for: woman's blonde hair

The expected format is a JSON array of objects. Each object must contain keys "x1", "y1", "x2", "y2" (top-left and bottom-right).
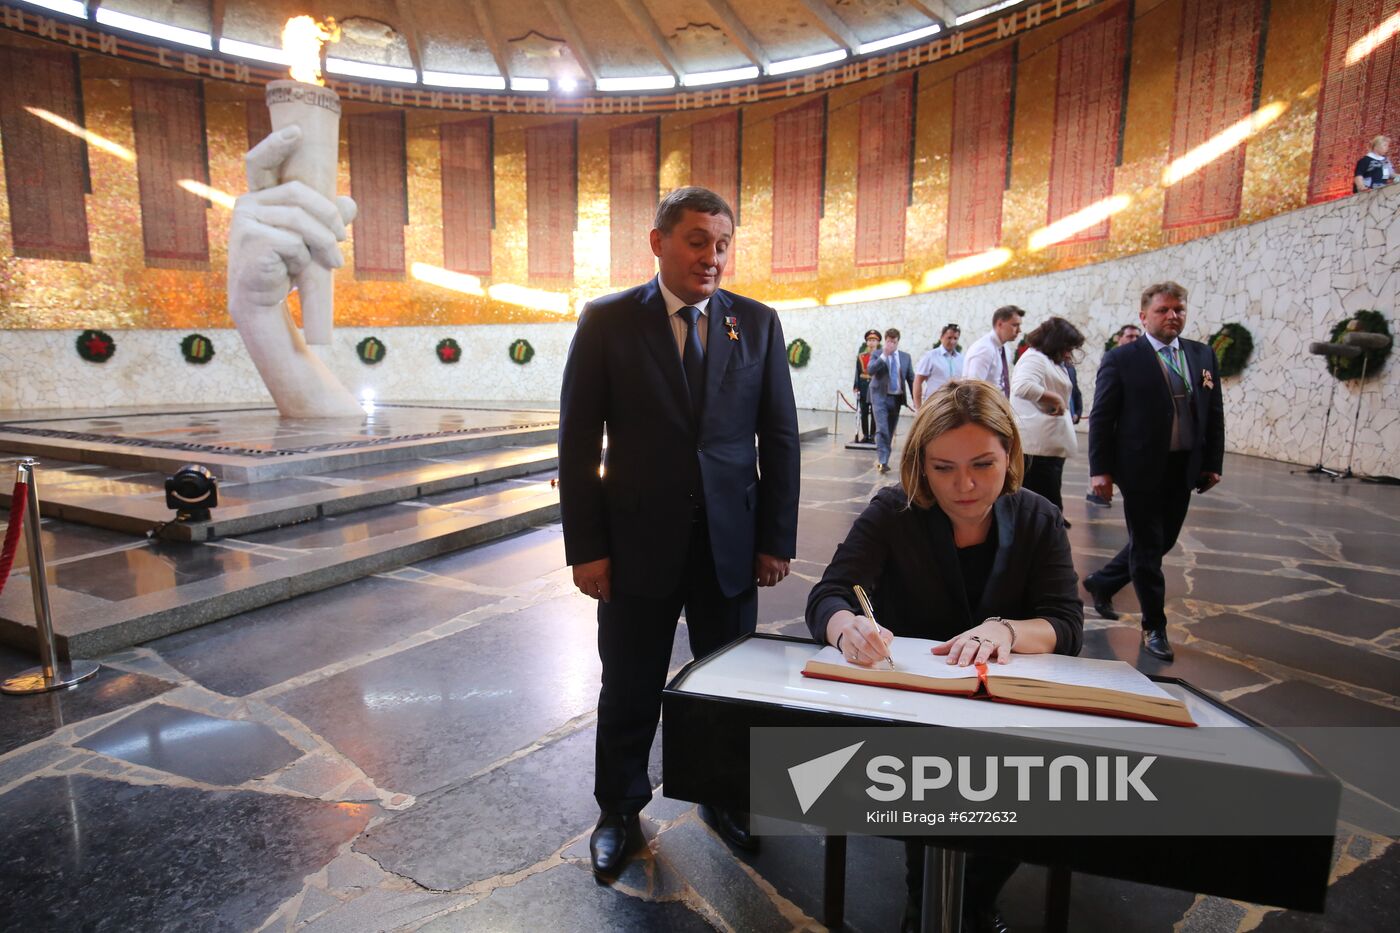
[{"x1": 899, "y1": 379, "x2": 1024, "y2": 509}]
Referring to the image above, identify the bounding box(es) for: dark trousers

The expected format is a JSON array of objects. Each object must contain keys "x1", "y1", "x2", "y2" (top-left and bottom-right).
[
  {"x1": 873, "y1": 392, "x2": 905, "y2": 466},
  {"x1": 1021, "y1": 454, "x2": 1066, "y2": 512},
  {"x1": 1091, "y1": 451, "x2": 1194, "y2": 632},
  {"x1": 905, "y1": 842, "x2": 1019, "y2": 912},
  {"x1": 857, "y1": 386, "x2": 874, "y2": 441},
  {"x1": 595, "y1": 515, "x2": 757, "y2": 814}
]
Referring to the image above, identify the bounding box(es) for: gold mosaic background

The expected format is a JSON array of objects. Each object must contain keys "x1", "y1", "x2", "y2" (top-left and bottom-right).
[{"x1": 0, "y1": 0, "x2": 1339, "y2": 329}]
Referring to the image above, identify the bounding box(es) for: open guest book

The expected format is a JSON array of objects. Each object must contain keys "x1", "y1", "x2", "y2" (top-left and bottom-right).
[{"x1": 802, "y1": 637, "x2": 1196, "y2": 726}]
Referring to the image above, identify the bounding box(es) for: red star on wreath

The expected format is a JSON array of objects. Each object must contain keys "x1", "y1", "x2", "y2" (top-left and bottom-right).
[
  {"x1": 85, "y1": 335, "x2": 110, "y2": 356},
  {"x1": 439, "y1": 346, "x2": 458, "y2": 362}
]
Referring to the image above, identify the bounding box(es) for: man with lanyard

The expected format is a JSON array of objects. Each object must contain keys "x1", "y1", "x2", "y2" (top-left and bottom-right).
[{"x1": 1085, "y1": 282, "x2": 1225, "y2": 662}]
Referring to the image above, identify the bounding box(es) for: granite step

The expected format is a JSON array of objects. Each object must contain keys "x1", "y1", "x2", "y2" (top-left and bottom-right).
[
  {"x1": 0, "y1": 479, "x2": 562, "y2": 658},
  {"x1": 0, "y1": 444, "x2": 560, "y2": 541}
]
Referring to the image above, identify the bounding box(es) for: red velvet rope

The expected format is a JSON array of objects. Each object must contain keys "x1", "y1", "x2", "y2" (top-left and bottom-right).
[
  {"x1": 0, "y1": 481, "x2": 29, "y2": 598},
  {"x1": 836, "y1": 391, "x2": 859, "y2": 411}
]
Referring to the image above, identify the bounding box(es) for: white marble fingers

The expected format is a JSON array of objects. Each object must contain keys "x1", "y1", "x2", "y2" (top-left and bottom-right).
[{"x1": 228, "y1": 125, "x2": 363, "y2": 419}]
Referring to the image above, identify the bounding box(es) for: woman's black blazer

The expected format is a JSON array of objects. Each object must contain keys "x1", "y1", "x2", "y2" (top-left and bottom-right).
[{"x1": 805, "y1": 486, "x2": 1083, "y2": 656}]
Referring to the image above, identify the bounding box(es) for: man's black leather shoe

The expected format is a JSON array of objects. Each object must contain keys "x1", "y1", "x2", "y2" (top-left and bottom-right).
[
  {"x1": 701, "y1": 805, "x2": 759, "y2": 852},
  {"x1": 1083, "y1": 577, "x2": 1119, "y2": 621},
  {"x1": 590, "y1": 812, "x2": 642, "y2": 879},
  {"x1": 1142, "y1": 628, "x2": 1175, "y2": 662}
]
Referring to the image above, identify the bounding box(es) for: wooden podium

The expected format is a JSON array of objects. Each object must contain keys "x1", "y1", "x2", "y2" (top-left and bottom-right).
[{"x1": 662, "y1": 634, "x2": 1339, "y2": 932}]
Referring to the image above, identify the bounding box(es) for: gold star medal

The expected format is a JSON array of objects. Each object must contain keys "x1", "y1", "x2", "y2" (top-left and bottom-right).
[{"x1": 724, "y1": 315, "x2": 739, "y2": 341}]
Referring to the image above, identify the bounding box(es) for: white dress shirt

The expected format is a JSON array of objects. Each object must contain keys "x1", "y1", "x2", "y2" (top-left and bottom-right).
[
  {"x1": 657, "y1": 276, "x2": 710, "y2": 357},
  {"x1": 915, "y1": 346, "x2": 964, "y2": 393},
  {"x1": 962, "y1": 330, "x2": 1010, "y2": 389}
]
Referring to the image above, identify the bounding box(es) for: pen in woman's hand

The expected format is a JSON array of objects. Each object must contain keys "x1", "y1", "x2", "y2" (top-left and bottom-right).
[{"x1": 853, "y1": 584, "x2": 896, "y2": 670}]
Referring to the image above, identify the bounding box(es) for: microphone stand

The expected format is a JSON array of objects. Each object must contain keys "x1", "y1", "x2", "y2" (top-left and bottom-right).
[{"x1": 1292, "y1": 361, "x2": 1343, "y2": 479}]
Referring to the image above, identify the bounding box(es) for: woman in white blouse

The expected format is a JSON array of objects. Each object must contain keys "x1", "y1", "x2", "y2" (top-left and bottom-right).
[{"x1": 1011, "y1": 317, "x2": 1085, "y2": 521}]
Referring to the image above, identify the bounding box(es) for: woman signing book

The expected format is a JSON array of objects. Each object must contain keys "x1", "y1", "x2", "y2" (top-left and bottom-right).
[{"x1": 804, "y1": 378, "x2": 1084, "y2": 933}]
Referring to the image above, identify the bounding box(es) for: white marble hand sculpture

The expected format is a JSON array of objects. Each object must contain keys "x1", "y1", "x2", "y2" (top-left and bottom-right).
[{"x1": 228, "y1": 125, "x2": 362, "y2": 419}]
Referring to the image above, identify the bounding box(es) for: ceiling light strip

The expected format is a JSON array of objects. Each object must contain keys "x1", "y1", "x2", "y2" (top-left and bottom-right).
[{"x1": 94, "y1": 8, "x2": 213, "y2": 50}]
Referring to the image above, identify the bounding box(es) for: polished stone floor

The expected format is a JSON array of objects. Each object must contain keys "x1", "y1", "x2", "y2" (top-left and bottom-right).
[{"x1": 1, "y1": 417, "x2": 1396, "y2": 932}]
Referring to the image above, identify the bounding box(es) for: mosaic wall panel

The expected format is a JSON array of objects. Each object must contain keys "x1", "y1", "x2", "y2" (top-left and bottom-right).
[
  {"x1": 0, "y1": 0, "x2": 1374, "y2": 330},
  {"x1": 1162, "y1": 0, "x2": 1265, "y2": 235},
  {"x1": 0, "y1": 45, "x2": 88, "y2": 262},
  {"x1": 348, "y1": 110, "x2": 407, "y2": 280},
  {"x1": 771, "y1": 96, "x2": 826, "y2": 276},
  {"x1": 440, "y1": 118, "x2": 493, "y2": 276},
  {"x1": 1047, "y1": 3, "x2": 1128, "y2": 245},
  {"x1": 130, "y1": 78, "x2": 209, "y2": 268},
  {"x1": 947, "y1": 46, "x2": 1013, "y2": 259},
  {"x1": 855, "y1": 74, "x2": 915, "y2": 268},
  {"x1": 690, "y1": 110, "x2": 741, "y2": 276},
  {"x1": 525, "y1": 120, "x2": 576, "y2": 281},
  {"x1": 1308, "y1": 0, "x2": 1400, "y2": 203},
  {"x1": 609, "y1": 119, "x2": 658, "y2": 286}
]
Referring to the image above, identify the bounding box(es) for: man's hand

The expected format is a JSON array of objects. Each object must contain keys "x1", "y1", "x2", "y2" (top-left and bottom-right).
[
  {"x1": 1196, "y1": 472, "x2": 1222, "y2": 493},
  {"x1": 883, "y1": 338, "x2": 898, "y2": 356},
  {"x1": 754, "y1": 553, "x2": 790, "y2": 587},
  {"x1": 573, "y1": 557, "x2": 612, "y2": 602},
  {"x1": 1090, "y1": 474, "x2": 1114, "y2": 503}
]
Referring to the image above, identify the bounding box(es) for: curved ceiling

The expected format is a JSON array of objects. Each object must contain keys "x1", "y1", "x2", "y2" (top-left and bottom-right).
[{"x1": 86, "y1": 0, "x2": 1021, "y2": 86}]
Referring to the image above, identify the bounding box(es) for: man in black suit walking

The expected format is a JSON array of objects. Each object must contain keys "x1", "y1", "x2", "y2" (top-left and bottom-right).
[
  {"x1": 1085, "y1": 281, "x2": 1224, "y2": 661},
  {"x1": 558, "y1": 187, "x2": 801, "y2": 878}
]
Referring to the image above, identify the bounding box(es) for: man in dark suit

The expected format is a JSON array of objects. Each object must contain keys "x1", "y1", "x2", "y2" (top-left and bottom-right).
[
  {"x1": 1085, "y1": 281, "x2": 1224, "y2": 661},
  {"x1": 558, "y1": 187, "x2": 801, "y2": 879},
  {"x1": 867, "y1": 328, "x2": 914, "y2": 474}
]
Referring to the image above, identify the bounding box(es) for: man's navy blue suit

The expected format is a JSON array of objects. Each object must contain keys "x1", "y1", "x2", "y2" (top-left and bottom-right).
[
  {"x1": 1088, "y1": 335, "x2": 1224, "y2": 632},
  {"x1": 558, "y1": 276, "x2": 800, "y2": 813}
]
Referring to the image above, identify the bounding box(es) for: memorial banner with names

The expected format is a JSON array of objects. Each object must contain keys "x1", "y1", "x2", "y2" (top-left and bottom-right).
[
  {"x1": 441, "y1": 118, "x2": 494, "y2": 276},
  {"x1": 130, "y1": 78, "x2": 209, "y2": 267},
  {"x1": 0, "y1": 45, "x2": 89, "y2": 261}
]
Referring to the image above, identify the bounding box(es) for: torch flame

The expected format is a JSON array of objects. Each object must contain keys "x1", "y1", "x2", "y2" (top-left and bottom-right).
[{"x1": 282, "y1": 15, "x2": 340, "y2": 85}]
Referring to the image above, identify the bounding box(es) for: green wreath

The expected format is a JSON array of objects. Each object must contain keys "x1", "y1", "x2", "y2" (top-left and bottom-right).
[
  {"x1": 436, "y1": 337, "x2": 462, "y2": 364},
  {"x1": 357, "y1": 336, "x2": 387, "y2": 365},
  {"x1": 1326, "y1": 310, "x2": 1392, "y2": 381},
  {"x1": 509, "y1": 338, "x2": 535, "y2": 365},
  {"x1": 1207, "y1": 323, "x2": 1253, "y2": 378},
  {"x1": 76, "y1": 329, "x2": 116, "y2": 363},
  {"x1": 180, "y1": 333, "x2": 215, "y2": 365},
  {"x1": 787, "y1": 338, "x2": 812, "y2": 368}
]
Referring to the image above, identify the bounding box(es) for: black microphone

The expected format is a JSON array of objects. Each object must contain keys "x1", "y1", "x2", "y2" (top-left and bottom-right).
[
  {"x1": 1308, "y1": 341, "x2": 1362, "y2": 359},
  {"x1": 1341, "y1": 331, "x2": 1392, "y2": 351}
]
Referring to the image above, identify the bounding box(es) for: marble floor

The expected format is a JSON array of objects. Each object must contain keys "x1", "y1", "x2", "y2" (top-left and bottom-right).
[{"x1": 1, "y1": 421, "x2": 1396, "y2": 932}]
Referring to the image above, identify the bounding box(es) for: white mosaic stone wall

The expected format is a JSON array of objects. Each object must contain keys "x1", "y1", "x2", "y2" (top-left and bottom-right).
[{"x1": 3, "y1": 186, "x2": 1396, "y2": 475}]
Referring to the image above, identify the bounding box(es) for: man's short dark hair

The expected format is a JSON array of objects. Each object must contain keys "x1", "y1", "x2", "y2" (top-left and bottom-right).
[
  {"x1": 940, "y1": 324, "x2": 960, "y2": 338},
  {"x1": 1115, "y1": 324, "x2": 1141, "y2": 339},
  {"x1": 654, "y1": 187, "x2": 735, "y2": 234},
  {"x1": 885, "y1": 328, "x2": 901, "y2": 341},
  {"x1": 992, "y1": 305, "x2": 1025, "y2": 326},
  {"x1": 1140, "y1": 281, "x2": 1188, "y2": 311}
]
